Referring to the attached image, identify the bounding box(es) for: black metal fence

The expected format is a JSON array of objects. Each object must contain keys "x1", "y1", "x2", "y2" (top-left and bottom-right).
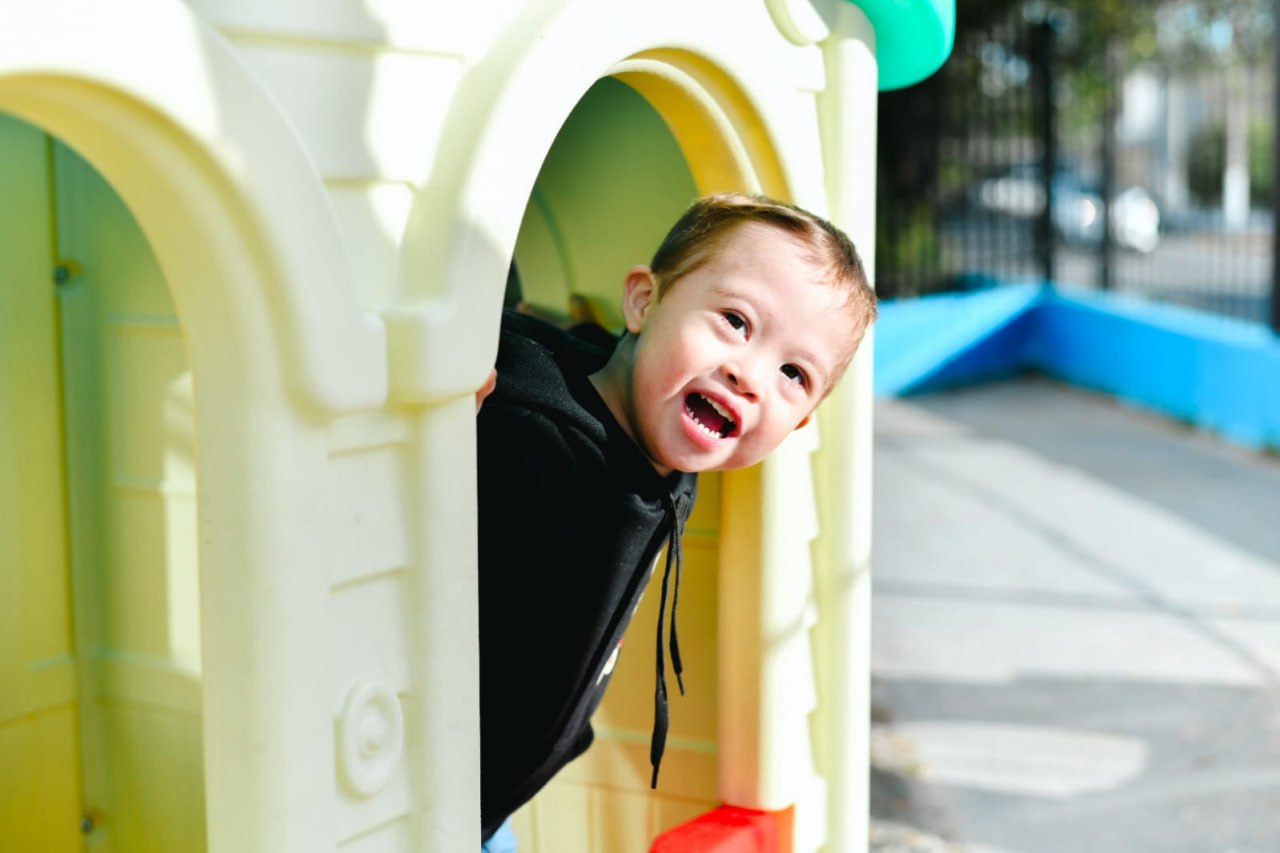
[{"x1": 876, "y1": 0, "x2": 1280, "y2": 332}]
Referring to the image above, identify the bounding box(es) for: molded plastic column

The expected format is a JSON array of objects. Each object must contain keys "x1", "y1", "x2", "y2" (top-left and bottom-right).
[
  {"x1": 815, "y1": 5, "x2": 877, "y2": 852},
  {"x1": 199, "y1": 374, "x2": 335, "y2": 853},
  {"x1": 408, "y1": 397, "x2": 481, "y2": 851}
]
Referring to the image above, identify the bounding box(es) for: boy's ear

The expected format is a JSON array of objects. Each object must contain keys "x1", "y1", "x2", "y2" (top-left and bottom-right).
[{"x1": 620, "y1": 266, "x2": 657, "y2": 334}]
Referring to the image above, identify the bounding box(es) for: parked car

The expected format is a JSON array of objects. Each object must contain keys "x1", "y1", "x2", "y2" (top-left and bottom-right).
[{"x1": 972, "y1": 163, "x2": 1161, "y2": 253}]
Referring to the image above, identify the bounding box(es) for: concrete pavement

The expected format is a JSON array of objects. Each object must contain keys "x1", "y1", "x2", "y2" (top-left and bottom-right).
[{"x1": 870, "y1": 377, "x2": 1280, "y2": 853}]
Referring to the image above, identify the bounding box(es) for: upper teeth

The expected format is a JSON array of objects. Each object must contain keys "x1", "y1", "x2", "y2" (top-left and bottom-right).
[{"x1": 704, "y1": 395, "x2": 731, "y2": 420}]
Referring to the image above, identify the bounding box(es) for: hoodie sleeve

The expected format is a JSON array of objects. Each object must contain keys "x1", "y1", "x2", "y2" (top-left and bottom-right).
[{"x1": 475, "y1": 401, "x2": 608, "y2": 818}]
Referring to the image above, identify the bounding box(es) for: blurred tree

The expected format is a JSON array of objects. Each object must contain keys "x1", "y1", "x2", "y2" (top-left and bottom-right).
[{"x1": 1151, "y1": 0, "x2": 1272, "y2": 222}]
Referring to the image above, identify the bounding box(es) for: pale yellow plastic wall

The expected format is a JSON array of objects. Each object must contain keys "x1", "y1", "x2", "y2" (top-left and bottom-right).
[
  {"x1": 0, "y1": 116, "x2": 83, "y2": 853},
  {"x1": 0, "y1": 0, "x2": 880, "y2": 850},
  {"x1": 2, "y1": 115, "x2": 205, "y2": 851}
]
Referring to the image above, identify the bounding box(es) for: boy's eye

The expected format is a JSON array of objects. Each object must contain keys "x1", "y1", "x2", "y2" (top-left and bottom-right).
[
  {"x1": 722, "y1": 311, "x2": 747, "y2": 335},
  {"x1": 781, "y1": 364, "x2": 808, "y2": 387}
]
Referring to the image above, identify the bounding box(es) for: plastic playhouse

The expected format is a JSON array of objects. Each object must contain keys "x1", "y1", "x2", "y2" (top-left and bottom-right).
[{"x1": 0, "y1": 1, "x2": 952, "y2": 850}]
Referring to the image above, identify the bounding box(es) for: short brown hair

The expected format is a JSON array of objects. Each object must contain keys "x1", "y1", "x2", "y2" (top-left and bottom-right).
[{"x1": 650, "y1": 192, "x2": 876, "y2": 380}]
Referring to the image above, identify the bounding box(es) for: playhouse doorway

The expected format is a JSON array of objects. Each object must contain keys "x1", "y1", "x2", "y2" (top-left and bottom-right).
[
  {"x1": 0, "y1": 114, "x2": 205, "y2": 850},
  {"x1": 507, "y1": 76, "x2": 730, "y2": 849}
]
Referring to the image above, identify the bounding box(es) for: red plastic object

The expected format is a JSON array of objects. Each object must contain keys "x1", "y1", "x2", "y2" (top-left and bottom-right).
[{"x1": 649, "y1": 805, "x2": 794, "y2": 853}]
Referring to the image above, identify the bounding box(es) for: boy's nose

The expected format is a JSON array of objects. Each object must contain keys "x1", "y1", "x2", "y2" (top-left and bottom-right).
[{"x1": 724, "y1": 364, "x2": 759, "y2": 400}]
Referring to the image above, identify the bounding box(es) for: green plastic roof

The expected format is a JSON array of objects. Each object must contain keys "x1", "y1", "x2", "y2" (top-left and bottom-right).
[{"x1": 851, "y1": 0, "x2": 955, "y2": 91}]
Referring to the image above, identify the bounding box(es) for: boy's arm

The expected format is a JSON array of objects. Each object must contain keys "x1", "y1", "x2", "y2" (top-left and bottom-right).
[{"x1": 476, "y1": 404, "x2": 601, "y2": 819}]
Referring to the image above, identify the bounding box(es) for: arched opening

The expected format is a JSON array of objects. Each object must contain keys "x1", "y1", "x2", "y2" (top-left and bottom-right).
[
  {"x1": 0, "y1": 112, "x2": 205, "y2": 850},
  {"x1": 1, "y1": 5, "x2": 391, "y2": 839},
  {"x1": 501, "y1": 68, "x2": 779, "y2": 848},
  {"x1": 512, "y1": 77, "x2": 697, "y2": 325}
]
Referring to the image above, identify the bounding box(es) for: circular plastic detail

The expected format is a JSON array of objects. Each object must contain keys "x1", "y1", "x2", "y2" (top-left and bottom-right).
[{"x1": 338, "y1": 681, "x2": 405, "y2": 798}]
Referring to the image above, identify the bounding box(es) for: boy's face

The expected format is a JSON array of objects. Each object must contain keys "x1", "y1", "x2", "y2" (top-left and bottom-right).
[{"x1": 614, "y1": 222, "x2": 859, "y2": 475}]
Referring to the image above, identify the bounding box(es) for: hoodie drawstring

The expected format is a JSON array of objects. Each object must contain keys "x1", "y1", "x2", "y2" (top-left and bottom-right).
[{"x1": 650, "y1": 491, "x2": 689, "y2": 788}]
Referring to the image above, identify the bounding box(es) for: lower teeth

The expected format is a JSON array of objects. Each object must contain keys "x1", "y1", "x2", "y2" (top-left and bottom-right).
[{"x1": 687, "y1": 399, "x2": 729, "y2": 438}]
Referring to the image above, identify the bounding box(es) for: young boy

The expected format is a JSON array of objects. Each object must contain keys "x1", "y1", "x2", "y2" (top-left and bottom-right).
[{"x1": 475, "y1": 193, "x2": 876, "y2": 848}]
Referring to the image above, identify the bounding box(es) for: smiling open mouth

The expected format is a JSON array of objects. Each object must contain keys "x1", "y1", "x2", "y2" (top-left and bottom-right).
[{"x1": 685, "y1": 393, "x2": 737, "y2": 438}]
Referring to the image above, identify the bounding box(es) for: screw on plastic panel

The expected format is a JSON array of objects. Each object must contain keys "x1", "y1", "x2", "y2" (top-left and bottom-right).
[
  {"x1": 54, "y1": 259, "x2": 83, "y2": 286},
  {"x1": 80, "y1": 810, "x2": 103, "y2": 834}
]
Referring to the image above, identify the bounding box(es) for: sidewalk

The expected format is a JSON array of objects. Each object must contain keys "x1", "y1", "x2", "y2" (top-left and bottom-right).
[{"x1": 869, "y1": 377, "x2": 1280, "y2": 853}]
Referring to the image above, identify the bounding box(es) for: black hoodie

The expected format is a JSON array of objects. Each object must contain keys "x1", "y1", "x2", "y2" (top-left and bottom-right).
[{"x1": 476, "y1": 311, "x2": 698, "y2": 841}]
